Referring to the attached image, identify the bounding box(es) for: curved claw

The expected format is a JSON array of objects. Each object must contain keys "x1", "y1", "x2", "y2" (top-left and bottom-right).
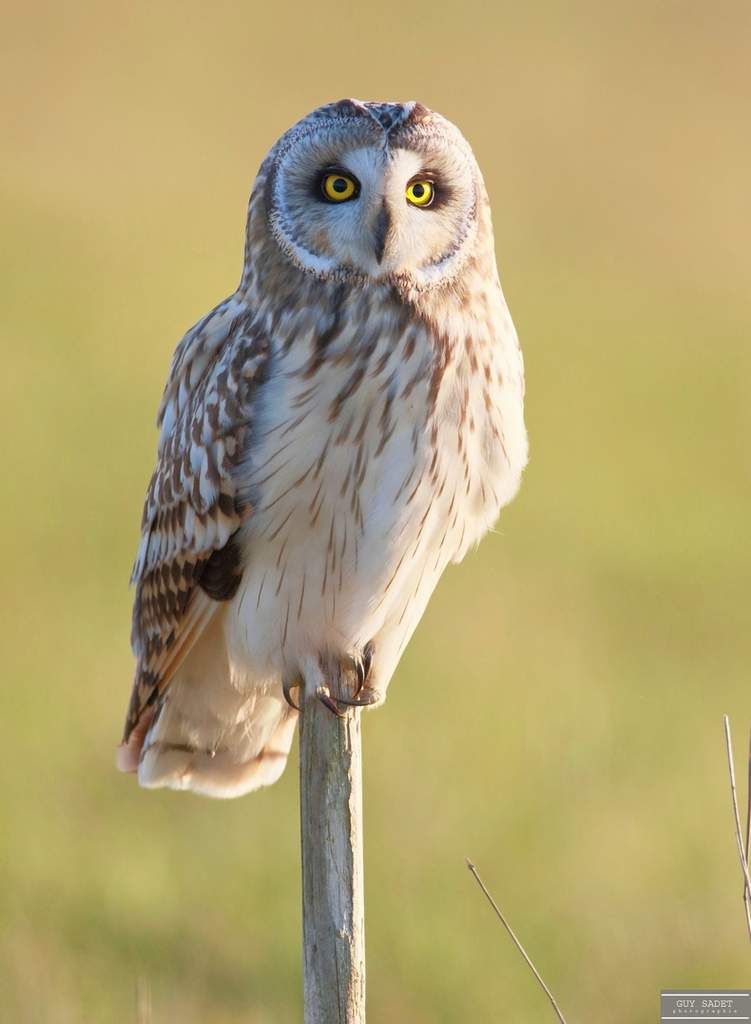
[
  {"x1": 316, "y1": 685, "x2": 345, "y2": 717},
  {"x1": 362, "y1": 640, "x2": 374, "y2": 683},
  {"x1": 283, "y1": 677, "x2": 301, "y2": 711},
  {"x1": 354, "y1": 662, "x2": 365, "y2": 696},
  {"x1": 353, "y1": 641, "x2": 375, "y2": 698},
  {"x1": 332, "y1": 687, "x2": 380, "y2": 708}
]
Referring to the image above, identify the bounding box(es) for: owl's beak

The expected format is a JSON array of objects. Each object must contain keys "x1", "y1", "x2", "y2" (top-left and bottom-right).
[{"x1": 373, "y1": 201, "x2": 392, "y2": 265}]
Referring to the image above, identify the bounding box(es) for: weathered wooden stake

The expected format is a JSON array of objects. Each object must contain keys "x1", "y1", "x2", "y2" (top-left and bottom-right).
[{"x1": 299, "y1": 693, "x2": 366, "y2": 1023}]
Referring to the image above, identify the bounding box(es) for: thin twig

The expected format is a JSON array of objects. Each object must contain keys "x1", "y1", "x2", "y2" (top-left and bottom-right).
[
  {"x1": 722, "y1": 715, "x2": 751, "y2": 942},
  {"x1": 466, "y1": 859, "x2": 568, "y2": 1024}
]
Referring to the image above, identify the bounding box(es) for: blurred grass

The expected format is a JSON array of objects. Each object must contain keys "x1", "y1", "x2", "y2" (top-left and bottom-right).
[{"x1": 1, "y1": 1, "x2": 750, "y2": 1020}]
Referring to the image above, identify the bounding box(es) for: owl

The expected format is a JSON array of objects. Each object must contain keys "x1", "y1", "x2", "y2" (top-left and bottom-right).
[{"x1": 117, "y1": 99, "x2": 528, "y2": 798}]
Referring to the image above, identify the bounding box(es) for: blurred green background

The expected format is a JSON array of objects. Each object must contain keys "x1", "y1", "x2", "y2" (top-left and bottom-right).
[{"x1": 2, "y1": 1, "x2": 750, "y2": 1020}]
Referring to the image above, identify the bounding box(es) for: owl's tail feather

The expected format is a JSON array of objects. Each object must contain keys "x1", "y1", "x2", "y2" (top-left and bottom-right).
[
  {"x1": 131, "y1": 704, "x2": 297, "y2": 798},
  {"x1": 116, "y1": 612, "x2": 298, "y2": 798}
]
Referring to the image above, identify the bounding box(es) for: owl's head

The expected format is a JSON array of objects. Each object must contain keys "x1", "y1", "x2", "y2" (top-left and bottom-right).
[{"x1": 255, "y1": 100, "x2": 488, "y2": 290}]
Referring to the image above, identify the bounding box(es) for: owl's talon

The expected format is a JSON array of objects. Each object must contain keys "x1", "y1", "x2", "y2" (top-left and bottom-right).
[
  {"x1": 316, "y1": 685, "x2": 345, "y2": 717},
  {"x1": 353, "y1": 640, "x2": 375, "y2": 697},
  {"x1": 362, "y1": 641, "x2": 374, "y2": 688},
  {"x1": 333, "y1": 687, "x2": 380, "y2": 708},
  {"x1": 283, "y1": 677, "x2": 301, "y2": 711}
]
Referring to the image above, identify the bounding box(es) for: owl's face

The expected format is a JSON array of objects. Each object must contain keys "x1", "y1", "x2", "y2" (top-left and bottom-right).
[{"x1": 263, "y1": 100, "x2": 484, "y2": 289}]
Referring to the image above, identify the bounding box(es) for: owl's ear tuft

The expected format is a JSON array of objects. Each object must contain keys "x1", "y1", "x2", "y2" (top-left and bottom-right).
[
  {"x1": 330, "y1": 99, "x2": 367, "y2": 120},
  {"x1": 407, "y1": 102, "x2": 432, "y2": 124}
]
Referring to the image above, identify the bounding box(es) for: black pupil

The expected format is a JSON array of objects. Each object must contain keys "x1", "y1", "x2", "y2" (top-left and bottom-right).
[
  {"x1": 412, "y1": 183, "x2": 425, "y2": 198},
  {"x1": 332, "y1": 177, "x2": 348, "y2": 193}
]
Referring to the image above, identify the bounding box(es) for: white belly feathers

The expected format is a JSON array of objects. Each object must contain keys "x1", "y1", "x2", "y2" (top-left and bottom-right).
[{"x1": 226, "y1": 307, "x2": 527, "y2": 700}]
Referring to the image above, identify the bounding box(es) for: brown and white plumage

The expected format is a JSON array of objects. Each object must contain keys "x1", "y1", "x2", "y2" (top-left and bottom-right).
[{"x1": 118, "y1": 99, "x2": 528, "y2": 797}]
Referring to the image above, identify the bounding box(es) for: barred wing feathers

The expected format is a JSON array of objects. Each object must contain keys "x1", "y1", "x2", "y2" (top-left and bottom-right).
[{"x1": 121, "y1": 298, "x2": 268, "y2": 753}]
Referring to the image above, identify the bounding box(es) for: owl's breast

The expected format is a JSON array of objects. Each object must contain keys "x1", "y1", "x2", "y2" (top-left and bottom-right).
[
  {"x1": 226, "y1": 294, "x2": 526, "y2": 682},
  {"x1": 228, "y1": 314, "x2": 436, "y2": 667}
]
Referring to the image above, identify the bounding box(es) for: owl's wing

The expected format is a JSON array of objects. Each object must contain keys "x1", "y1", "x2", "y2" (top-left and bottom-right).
[{"x1": 121, "y1": 296, "x2": 268, "y2": 748}]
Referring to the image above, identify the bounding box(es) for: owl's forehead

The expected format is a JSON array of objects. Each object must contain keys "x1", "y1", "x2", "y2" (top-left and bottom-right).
[
  {"x1": 306, "y1": 98, "x2": 428, "y2": 134},
  {"x1": 271, "y1": 98, "x2": 473, "y2": 168},
  {"x1": 340, "y1": 146, "x2": 424, "y2": 185}
]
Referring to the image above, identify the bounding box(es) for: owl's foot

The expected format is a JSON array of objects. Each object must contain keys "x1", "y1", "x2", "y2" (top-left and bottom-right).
[{"x1": 316, "y1": 642, "x2": 380, "y2": 716}]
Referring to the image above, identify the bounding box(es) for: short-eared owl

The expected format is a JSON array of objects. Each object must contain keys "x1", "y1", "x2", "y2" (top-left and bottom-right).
[{"x1": 118, "y1": 99, "x2": 528, "y2": 798}]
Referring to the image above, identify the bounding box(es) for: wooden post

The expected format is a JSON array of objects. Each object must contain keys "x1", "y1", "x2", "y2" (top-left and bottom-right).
[{"x1": 299, "y1": 693, "x2": 366, "y2": 1023}]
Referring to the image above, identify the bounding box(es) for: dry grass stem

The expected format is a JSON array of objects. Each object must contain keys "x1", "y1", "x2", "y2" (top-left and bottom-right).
[
  {"x1": 722, "y1": 715, "x2": 751, "y2": 942},
  {"x1": 745, "y1": 729, "x2": 751, "y2": 900},
  {"x1": 466, "y1": 858, "x2": 569, "y2": 1024}
]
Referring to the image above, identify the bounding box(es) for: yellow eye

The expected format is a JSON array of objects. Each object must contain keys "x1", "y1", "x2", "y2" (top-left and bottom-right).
[
  {"x1": 406, "y1": 180, "x2": 434, "y2": 207},
  {"x1": 321, "y1": 172, "x2": 358, "y2": 202}
]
